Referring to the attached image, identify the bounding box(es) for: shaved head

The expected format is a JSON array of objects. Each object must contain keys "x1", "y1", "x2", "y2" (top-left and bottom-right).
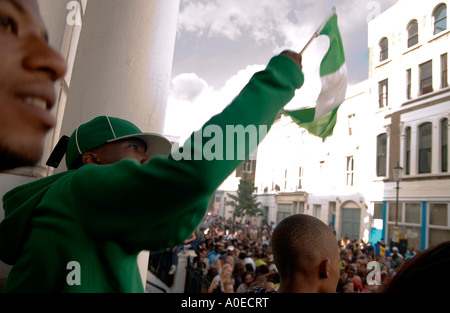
[{"x1": 271, "y1": 214, "x2": 338, "y2": 277}]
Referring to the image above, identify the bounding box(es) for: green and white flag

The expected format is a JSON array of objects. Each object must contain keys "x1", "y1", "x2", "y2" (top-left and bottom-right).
[{"x1": 284, "y1": 10, "x2": 347, "y2": 139}]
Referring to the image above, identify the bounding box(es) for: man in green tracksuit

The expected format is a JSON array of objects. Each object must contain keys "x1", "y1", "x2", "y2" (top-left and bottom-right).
[{"x1": 0, "y1": 51, "x2": 304, "y2": 292}]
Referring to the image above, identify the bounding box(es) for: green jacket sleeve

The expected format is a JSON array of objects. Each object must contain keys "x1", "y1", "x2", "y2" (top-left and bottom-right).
[{"x1": 71, "y1": 54, "x2": 304, "y2": 252}]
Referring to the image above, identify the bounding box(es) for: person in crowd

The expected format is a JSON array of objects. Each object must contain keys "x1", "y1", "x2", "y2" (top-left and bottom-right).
[
  {"x1": 236, "y1": 271, "x2": 255, "y2": 293},
  {"x1": 0, "y1": 0, "x2": 66, "y2": 170},
  {"x1": 404, "y1": 248, "x2": 416, "y2": 260},
  {"x1": 207, "y1": 242, "x2": 223, "y2": 267},
  {"x1": 271, "y1": 214, "x2": 340, "y2": 293},
  {"x1": 168, "y1": 232, "x2": 202, "y2": 275},
  {"x1": 231, "y1": 262, "x2": 245, "y2": 292},
  {"x1": 208, "y1": 263, "x2": 234, "y2": 293},
  {"x1": 206, "y1": 258, "x2": 222, "y2": 284},
  {"x1": 244, "y1": 252, "x2": 256, "y2": 272},
  {"x1": 222, "y1": 280, "x2": 235, "y2": 293},
  {"x1": 264, "y1": 281, "x2": 276, "y2": 292}
]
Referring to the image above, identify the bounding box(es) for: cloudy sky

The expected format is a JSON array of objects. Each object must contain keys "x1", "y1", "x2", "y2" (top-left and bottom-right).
[{"x1": 164, "y1": 0, "x2": 397, "y2": 141}]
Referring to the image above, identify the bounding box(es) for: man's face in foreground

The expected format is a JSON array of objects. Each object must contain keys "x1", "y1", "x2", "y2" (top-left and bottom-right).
[{"x1": 0, "y1": 0, "x2": 66, "y2": 170}]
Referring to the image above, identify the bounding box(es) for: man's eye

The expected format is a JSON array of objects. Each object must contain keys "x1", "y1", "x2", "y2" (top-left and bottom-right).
[
  {"x1": 0, "y1": 15, "x2": 17, "y2": 34},
  {"x1": 129, "y1": 145, "x2": 138, "y2": 151}
]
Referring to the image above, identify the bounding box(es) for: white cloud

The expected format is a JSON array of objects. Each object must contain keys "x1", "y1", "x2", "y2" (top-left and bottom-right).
[
  {"x1": 165, "y1": 64, "x2": 265, "y2": 141},
  {"x1": 175, "y1": 0, "x2": 397, "y2": 85},
  {"x1": 171, "y1": 73, "x2": 208, "y2": 101},
  {"x1": 178, "y1": 0, "x2": 292, "y2": 45}
]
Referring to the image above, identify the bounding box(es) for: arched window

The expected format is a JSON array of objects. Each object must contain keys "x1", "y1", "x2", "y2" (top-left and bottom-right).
[
  {"x1": 407, "y1": 19, "x2": 418, "y2": 47},
  {"x1": 418, "y1": 122, "x2": 432, "y2": 174},
  {"x1": 441, "y1": 118, "x2": 448, "y2": 172},
  {"x1": 377, "y1": 133, "x2": 387, "y2": 177},
  {"x1": 379, "y1": 37, "x2": 388, "y2": 61},
  {"x1": 405, "y1": 127, "x2": 411, "y2": 175},
  {"x1": 433, "y1": 3, "x2": 447, "y2": 35}
]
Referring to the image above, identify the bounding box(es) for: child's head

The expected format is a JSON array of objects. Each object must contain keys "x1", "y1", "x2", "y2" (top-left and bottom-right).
[{"x1": 271, "y1": 214, "x2": 340, "y2": 293}]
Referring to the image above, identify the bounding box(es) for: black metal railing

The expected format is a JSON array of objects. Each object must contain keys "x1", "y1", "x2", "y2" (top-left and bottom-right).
[
  {"x1": 184, "y1": 257, "x2": 210, "y2": 293},
  {"x1": 148, "y1": 249, "x2": 174, "y2": 288}
]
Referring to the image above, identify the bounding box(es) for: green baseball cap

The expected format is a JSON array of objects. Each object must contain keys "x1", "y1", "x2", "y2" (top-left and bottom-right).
[{"x1": 65, "y1": 116, "x2": 172, "y2": 169}]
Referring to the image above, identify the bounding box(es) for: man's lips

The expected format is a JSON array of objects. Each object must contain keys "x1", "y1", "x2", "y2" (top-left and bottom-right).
[
  {"x1": 22, "y1": 96, "x2": 49, "y2": 110},
  {"x1": 15, "y1": 85, "x2": 56, "y2": 111}
]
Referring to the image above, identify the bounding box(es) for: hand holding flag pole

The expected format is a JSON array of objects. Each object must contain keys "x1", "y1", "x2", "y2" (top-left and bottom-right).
[{"x1": 283, "y1": 7, "x2": 347, "y2": 139}]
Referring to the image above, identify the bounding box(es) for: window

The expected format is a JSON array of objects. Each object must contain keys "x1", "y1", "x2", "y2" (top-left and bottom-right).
[
  {"x1": 405, "y1": 203, "x2": 421, "y2": 224},
  {"x1": 243, "y1": 159, "x2": 252, "y2": 173},
  {"x1": 284, "y1": 169, "x2": 288, "y2": 190},
  {"x1": 406, "y1": 69, "x2": 412, "y2": 100},
  {"x1": 379, "y1": 37, "x2": 388, "y2": 62},
  {"x1": 433, "y1": 3, "x2": 447, "y2": 35},
  {"x1": 378, "y1": 79, "x2": 388, "y2": 108},
  {"x1": 419, "y1": 60, "x2": 433, "y2": 95},
  {"x1": 374, "y1": 203, "x2": 383, "y2": 220},
  {"x1": 407, "y1": 19, "x2": 419, "y2": 47},
  {"x1": 430, "y1": 203, "x2": 447, "y2": 226},
  {"x1": 428, "y1": 203, "x2": 450, "y2": 247},
  {"x1": 377, "y1": 133, "x2": 387, "y2": 177},
  {"x1": 388, "y1": 202, "x2": 402, "y2": 223},
  {"x1": 346, "y1": 156, "x2": 354, "y2": 186},
  {"x1": 313, "y1": 204, "x2": 322, "y2": 219},
  {"x1": 387, "y1": 202, "x2": 422, "y2": 251},
  {"x1": 262, "y1": 206, "x2": 269, "y2": 221},
  {"x1": 418, "y1": 122, "x2": 432, "y2": 174},
  {"x1": 441, "y1": 53, "x2": 448, "y2": 88},
  {"x1": 405, "y1": 127, "x2": 411, "y2": 175},
  {"x1": 298, "y1": 202, "x2": 305, "y2": 214},
  {"x1": 328, "y1": 202, "x2": 336, "y2": 227},
  {"x1": 297, "y1": 167, "x2": 303, "y2": 190},
  {"x1": 387, "y1": 202, "x2": 422, "y2": 224},
  {"x1": 277, "y1": 203, "x2": 293, "y2": 223},
  {"x1": 441, "y1": 118, "x2": 448, "y2": 172},
  {"x1": 348, "y1": 113, "x2": 355, "y2": 136}
]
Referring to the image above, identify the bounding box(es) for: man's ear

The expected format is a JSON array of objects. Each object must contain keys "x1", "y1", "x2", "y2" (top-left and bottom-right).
[
  {"x1": 319, "y1": 259, "x2": 330, "y2": 279},
  {"x1": 81, "y1": 152, "x2": 99, "y2": 165}
]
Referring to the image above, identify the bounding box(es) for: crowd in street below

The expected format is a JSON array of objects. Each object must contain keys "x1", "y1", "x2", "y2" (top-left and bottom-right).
[{"x1": 174, "y1": 214, "x2": 417, "y2": 293}]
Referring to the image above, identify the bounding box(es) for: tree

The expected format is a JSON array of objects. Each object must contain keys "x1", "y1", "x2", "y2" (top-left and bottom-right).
[{"x1": 227, "y1": 173, "x2": 263, "y2": 222}]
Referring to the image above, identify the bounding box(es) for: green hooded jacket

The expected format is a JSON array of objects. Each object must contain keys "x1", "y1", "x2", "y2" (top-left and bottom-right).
[{"x1": 0, "y1": 55, "x2": 303, "y2": 292}]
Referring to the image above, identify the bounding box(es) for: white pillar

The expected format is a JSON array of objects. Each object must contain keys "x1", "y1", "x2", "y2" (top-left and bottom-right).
[
  {"x1": 172, "y1": 249, "x2": 197, "y2": 293},
  {"x1": 446, "y1": 113, "x2": 450, "y2": 173},
  {"x1": 58, "y1": 0, "x2": 180, "y2": 152}
]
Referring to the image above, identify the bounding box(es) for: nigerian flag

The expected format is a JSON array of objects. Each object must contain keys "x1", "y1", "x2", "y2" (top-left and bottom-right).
[{"x1": 284, "y1": 10, "x2": 347, "y2": 139}]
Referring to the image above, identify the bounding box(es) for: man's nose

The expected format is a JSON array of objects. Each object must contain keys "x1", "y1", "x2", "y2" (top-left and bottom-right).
[{"x1": 22, "y1": 34, "x2": 67, "y2": 81}]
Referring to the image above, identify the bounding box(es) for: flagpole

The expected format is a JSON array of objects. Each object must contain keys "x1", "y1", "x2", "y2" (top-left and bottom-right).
[{"x1": 299, "y1": 7, "x2": 336, "y2": 56}]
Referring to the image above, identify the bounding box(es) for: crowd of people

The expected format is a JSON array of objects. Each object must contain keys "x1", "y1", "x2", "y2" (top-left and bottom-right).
[{"x1": 178, "y1": 214, "x2": 417, "y2": 293}]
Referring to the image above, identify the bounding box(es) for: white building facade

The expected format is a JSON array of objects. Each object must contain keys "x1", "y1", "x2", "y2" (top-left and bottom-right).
[
  {"x1": 368, "y1": 0, "x2": 449, "y2": 251},
  {"x1": 253, "y1": 81, "x2": 373, "y2": 242},
  {"x1": 237, "y1": 0, "x2": 449, "y2": 252}
]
